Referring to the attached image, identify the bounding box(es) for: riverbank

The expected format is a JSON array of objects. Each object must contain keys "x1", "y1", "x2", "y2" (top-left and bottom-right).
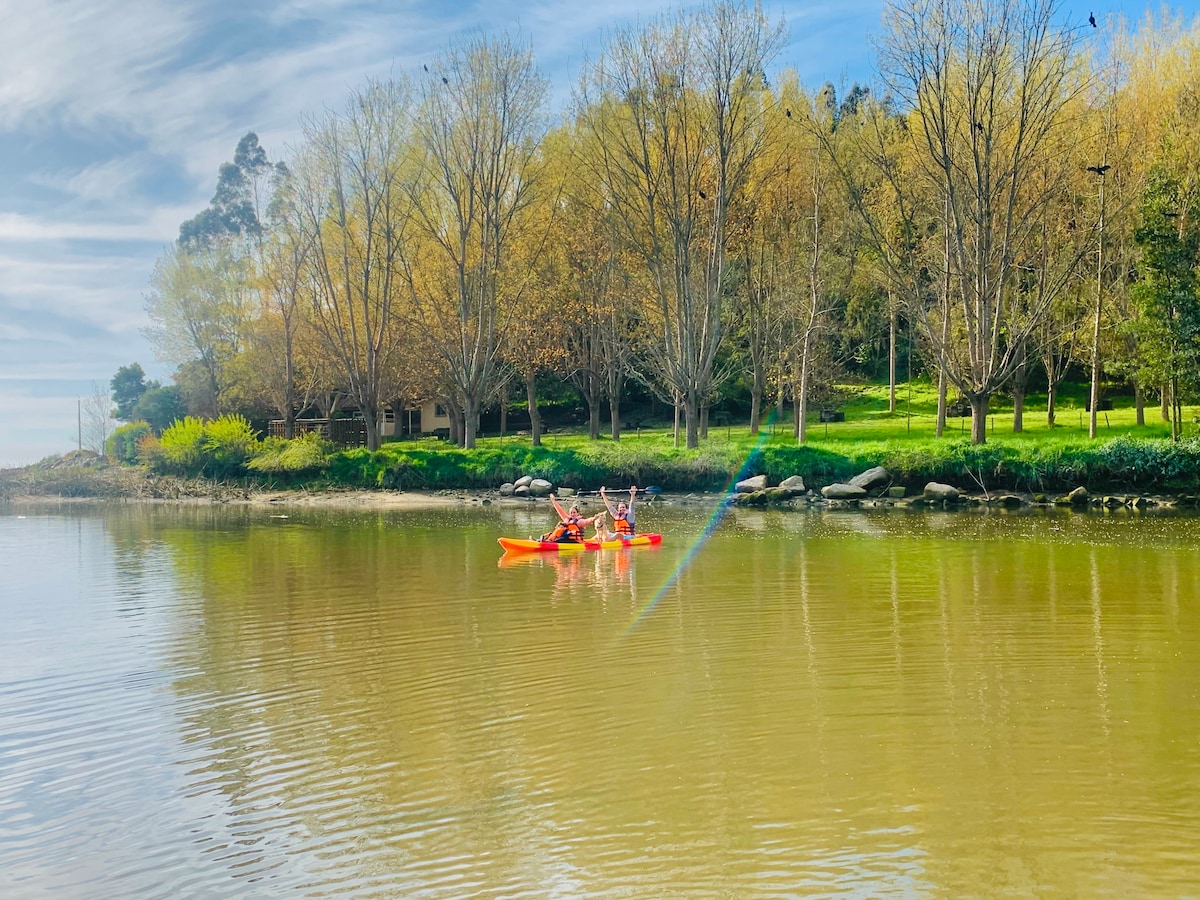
[{"x1": 4, "y1": 452, "x2": 1195, "y2": 516}]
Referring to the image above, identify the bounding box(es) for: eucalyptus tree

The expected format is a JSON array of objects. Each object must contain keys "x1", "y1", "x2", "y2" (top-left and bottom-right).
[
  {"x1": 840, "y1": 0, "x2": 1088, "y2": 444},
  {"x1": 288, "y1": 78, "x2": 420, "y2": 451},
  {"x1": 576, "y1": 0, "x2": 785, "y2": 448},
  {"x1": 407, "y1": 34, "x2": 550, "y2": 448}
]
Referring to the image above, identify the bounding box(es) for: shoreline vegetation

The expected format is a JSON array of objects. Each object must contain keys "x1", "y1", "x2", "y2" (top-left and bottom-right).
[{"x1": 10, "y1": 423, "x2": 1200, "y2": 514}]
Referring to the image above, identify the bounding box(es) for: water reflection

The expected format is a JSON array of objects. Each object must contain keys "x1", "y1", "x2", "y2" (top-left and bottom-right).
[{"x1": 2, "y1": 504, "x2": 1200, "y2": 896}]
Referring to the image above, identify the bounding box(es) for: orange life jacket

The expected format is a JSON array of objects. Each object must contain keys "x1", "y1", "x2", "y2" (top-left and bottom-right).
[
  {"x1": 614, "y1": 513, "x2": 634, "y2": 535},
  {"x1": 545, "y1": 517, "x2": 585, "y2": 543}
]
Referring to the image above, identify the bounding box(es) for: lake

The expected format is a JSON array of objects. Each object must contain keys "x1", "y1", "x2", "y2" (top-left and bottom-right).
[{"x1": 2, "y1": 501, "x2": 1199, "y2": 897}]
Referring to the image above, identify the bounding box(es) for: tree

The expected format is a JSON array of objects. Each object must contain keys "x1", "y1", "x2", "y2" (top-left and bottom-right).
[
  {"x1": 131, "y1": 383, "x2": 187, "y2": 433},
  {"x1": 110, "y1": 363, "x2": 148, "y2": 421},
  {"x1": 577, "y1": 0, "x2": 785, "y2": 447},
  {"x1": 144, "y1": 243, "x2": 255, "y2": 417},
  {"x1": 179, "y1": 132, "x2": 277, "y2": 249},
  {"x1": 844, "y1": 0, "x2": 1087, "y2": 443},
  {"x1": 288, "y1": 79, "x2": 421, "y2": 451},
  {"x1": 408, "y1": 34, "x2": 550, "y2": 448},
  {"x1": 80, "y1": 382, "x2": 114, "y2": 455},
  {"x1": 1129, "y1": 167, "x2": 1200, "y2": 440}
]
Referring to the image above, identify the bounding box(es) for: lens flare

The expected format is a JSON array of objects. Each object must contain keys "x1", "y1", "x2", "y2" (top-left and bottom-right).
[{"x1": 625, "y1": 411, "x2": 778, "y2": 634}]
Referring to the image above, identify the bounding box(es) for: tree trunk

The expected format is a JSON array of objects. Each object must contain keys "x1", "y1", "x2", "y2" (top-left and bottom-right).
[
  {"x1": 1046, "y1": 383, "x2": 1056, "y2": 428},
  {"x1": 684, "y1": 391, "x2": 700, "y2": 449},
  {"x1": 364, "y1": 406, "x2": 381, "y2": 451},
  {"x1": 797, "y1": 335, "x2": 812, "y2": 445},
  {"x1": 888, "y1": 304, "x2": 897, "y2": 413},
  {"x1": 936, "y1": 367, "x2": 947, "y2": 438},
  {"x1": 526, "y1": 373, "x2": 542, "y2": 448},
  {"x1": 1011, "y1": 344, "x2": 1027, "y2": 434},
  {"x1": 463, "y1": 396, "x2": 479, "y2": 449},
  {"x1": 589, "y1": 404, "x2": 601, "y2": 440},
  {"x1": 609, "y1": 396, "x2": 622, "y2": 441},
  {"x1": 700, "y1": 405, "x2": 709, "y2": 440},
  {"x1": 499, "y1": 396, "x2": 507, "y2": 437},
  {"x1": 749, "y1": 363, "x2": 764, "y2": 434},
  {"x1": 970, "y1": 394, "x2": 990, "y2": 445},
  {"x1": 1134, "y1": 379, "x2": 1144, "y2": 426}
]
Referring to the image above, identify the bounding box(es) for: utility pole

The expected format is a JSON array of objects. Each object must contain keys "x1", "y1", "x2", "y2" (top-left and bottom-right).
[
  {"x1": 1088, "y1": 163, "x2": 1108, "y2": 440},
  {"x1": 77, "y1": 398, "x2": 82, "y2": 452}
]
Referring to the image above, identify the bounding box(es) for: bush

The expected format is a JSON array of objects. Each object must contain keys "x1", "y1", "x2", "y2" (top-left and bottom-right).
[
  {"x1": 107, "y1": 421, "x2": 152, "y2": 464},
  {"x1": 154, "y1": 417, "x2": 207, "y2": 475},
  {"x1": 248, "y1": 433, "x2": 332, "y2": 476},
  {"x1": 203, "y1": 414, "x2": 259, "y2": 478},
  {"x1": 149, "y1": 415, "x2": 261, "y2": 478}
]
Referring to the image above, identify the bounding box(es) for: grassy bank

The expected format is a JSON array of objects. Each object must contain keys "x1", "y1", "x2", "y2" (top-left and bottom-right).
[{"x1": 10, "y1": 382, "x2": 1200, "y2": 501}]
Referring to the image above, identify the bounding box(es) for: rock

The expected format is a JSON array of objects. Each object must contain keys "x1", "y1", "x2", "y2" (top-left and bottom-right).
[
  {"x1": 778, "y1": 475, "x2": 806, "y2": 495},
  {"x1": 736, "y1": 474, "x2": 768, "y2": 493},
  {"x1": 1066, "y1": 486, "x2": 1089, "y2": 506},
  {"x1": 821, "y1": 483, "x2": 867, "y2": 499},
  {"x1": 557, "y1": 487, "x2": 575, "y2": 497},
  {"x1": 514, "y1": 485, "x2": 530, "y2": 497},
  {"x1": 514, "y1": 475, "x2": 533, "y2": 488},
  {"x1": 886, "y1": 486, "x2": 907, "y2": 498},
  {"x1": 529, "y1": 478, "x2": 554, "y2": 497},
  {"x1": 923, "y1": 482, "x2": 960, "y2": 501},
  {"x1": 993, "y1": 494, "x2": 1024, "y2": 508},
  {"x1": 849, "y1": 466, "x2": 890, "y2": 491},
  {"x1": 499, "y1": 482, "x2": 515, "y2": 496}
]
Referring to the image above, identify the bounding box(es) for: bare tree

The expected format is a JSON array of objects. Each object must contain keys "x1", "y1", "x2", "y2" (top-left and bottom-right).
[
  {"x1": 841, "y1": 0, "x2": 1087, "y2": 443},
  {"x1": 407, "y1": 34, "x2": 550, "y2": 448},
  {"x1": 81, "y1": 382, "x2": 114, "y2": 456},
  {"x1": 577, "y1": 0, "x2": 785, "y2": 448},
  {"x1": 289, "y1": 78, "x2": 418, "y2": 450}
]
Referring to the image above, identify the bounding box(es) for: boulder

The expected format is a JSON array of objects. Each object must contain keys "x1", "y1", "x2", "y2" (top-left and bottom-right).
[
  {"x1": 557, "y1": 487, "x2": 576, "y2": 497},
  {"x1": 514, "y1": 485, "x2": 530, "y2": 497},
  {"x1": 886, "y1": 486, "x2": 907, "y2": 499},
  {"x1": 1066, "y1": 486, "x2": 1089, "y2": 506},
  {"x1": 778, "y1": 475, "x2": 806, "y2": 495},
  {"x1": 529, "y1": 478, "x2": 554, "y2": 497},
  {"x1": 514, "y1": 475, "x2": 533, "y2": 488},
  {"x1": 499, "y1": 482, "x2": 516, "y2": 496},
  {"x1": 923, "y1": 482, "x2": 960, "y2": 501},
  {"x1": 821, "y1": 483, "x2": 867, "y2": 499},
  {"x1": 736, "y1": 474, "x2": 768, "y2": 493},
  {"x1": 849, "y1": 466, "x2": 890, "y2": 491}
]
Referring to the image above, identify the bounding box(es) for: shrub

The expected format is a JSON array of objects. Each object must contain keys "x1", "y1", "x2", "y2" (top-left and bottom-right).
[
  {"x1": 150, "y1": 415, "x2": 261, "y2": 478},
  {"x1": 247, "y1": 433, "x2": 331, "y2": 476},
  {"x1": 154, "y1": 417, "x2": 207, "y2": 475},
  {"x1": 203, "y1": 414, "x2": 259, "y2": 478},
  {"x1": 107, "y1": 421, "x2": 152, "y2": 464}
]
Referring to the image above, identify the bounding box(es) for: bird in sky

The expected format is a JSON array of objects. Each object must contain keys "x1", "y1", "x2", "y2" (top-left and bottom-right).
[{"x1": 1089, "y1": 12, "x2": 1096, "y2": 27}]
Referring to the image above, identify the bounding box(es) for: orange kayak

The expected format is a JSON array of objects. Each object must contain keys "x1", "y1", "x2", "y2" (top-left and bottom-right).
[{"x1": 497, "y1": 534, "x2": 662, "y2": 553}]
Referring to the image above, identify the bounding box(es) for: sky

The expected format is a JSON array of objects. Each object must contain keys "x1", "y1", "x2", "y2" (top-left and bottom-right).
[{"x1": 1, "y1": 0, "x2": 1196, "y2": 466}]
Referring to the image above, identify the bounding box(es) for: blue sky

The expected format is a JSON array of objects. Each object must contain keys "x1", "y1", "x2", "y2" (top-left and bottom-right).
[{"x1": 0, "y1": 0, "x2": 1194, "y2": 465}]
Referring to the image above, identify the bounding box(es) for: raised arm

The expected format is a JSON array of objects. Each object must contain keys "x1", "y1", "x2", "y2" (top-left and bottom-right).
[
  {"x1": 599, "y1": 486, "x2": 619, "y2": 518},
  {"x1": 549, "y1": 493, "x2": 569, "y2": 520}
]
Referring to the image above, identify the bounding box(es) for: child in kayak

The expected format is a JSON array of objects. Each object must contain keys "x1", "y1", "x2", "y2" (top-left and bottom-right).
[
  {"x1": 600, "y1": 485, "x2": 638, "y2": 537},
  {"x1": 543, "y1": 494, "x2": 603, "y2": 543}
]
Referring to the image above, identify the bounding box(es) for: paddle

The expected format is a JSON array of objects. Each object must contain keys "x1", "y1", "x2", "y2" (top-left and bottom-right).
[{"x1": 571, "y1": 486, "x2": 662, "y2": 498}]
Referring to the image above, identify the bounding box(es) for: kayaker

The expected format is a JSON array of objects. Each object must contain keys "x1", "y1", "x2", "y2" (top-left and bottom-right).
[
  {"x1": 600, "y1": 485, "x2": 638, "y2": 536},
  {"x1": 543, "y1": 494, "x2": 601, "y2": 543}
]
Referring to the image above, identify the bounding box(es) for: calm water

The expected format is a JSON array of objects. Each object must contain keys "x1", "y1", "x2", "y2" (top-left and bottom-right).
[{"x1": 2, "y1": 501, "x2": 1200, "y2": 898}]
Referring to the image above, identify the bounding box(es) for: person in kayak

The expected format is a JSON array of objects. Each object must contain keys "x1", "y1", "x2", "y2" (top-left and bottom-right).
[
  {"x1": 600, "y1": 485, "x2": 638, "y2": 537},
  {"x1": 543, "y1": 494, "x2": 602, "y2": 543}
]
